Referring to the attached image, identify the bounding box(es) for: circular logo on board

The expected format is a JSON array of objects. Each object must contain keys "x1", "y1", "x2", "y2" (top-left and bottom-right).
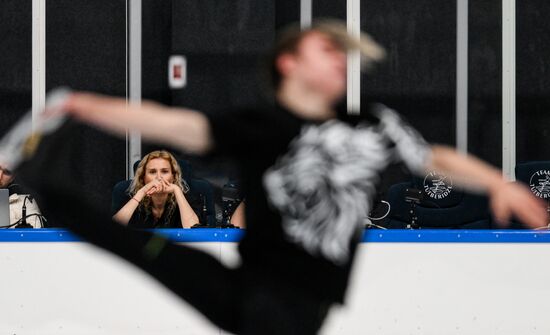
[
  {"x1": 529, "y1": 169, "x2": 550, "y2": 199},
  {"x1": 423, "y1": 171, "x2": 453, "y2": 199}
]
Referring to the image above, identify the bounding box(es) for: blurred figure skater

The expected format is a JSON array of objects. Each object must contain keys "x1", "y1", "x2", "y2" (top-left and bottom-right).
[{"x1": 12, "y1": 20, "x2": 547, "y2": 334}]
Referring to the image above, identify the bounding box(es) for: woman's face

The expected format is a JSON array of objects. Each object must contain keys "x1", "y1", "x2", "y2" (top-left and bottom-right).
[{"x1": 143, "y1": 158, "x2": 174, "y2": 185}]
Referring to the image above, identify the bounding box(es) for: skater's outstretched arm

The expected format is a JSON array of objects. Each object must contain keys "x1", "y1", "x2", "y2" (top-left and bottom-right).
[
  {"x1": 427, "y1": 145, "x2": 548, "y2": 228},
  {"x1": 64, "y1": 92, "x2": 213, "y2": 154}
]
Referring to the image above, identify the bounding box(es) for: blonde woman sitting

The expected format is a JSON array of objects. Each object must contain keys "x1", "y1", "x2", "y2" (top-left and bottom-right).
[{"x1": 113, "y1": 150, "x2": 199, "y2": 228}]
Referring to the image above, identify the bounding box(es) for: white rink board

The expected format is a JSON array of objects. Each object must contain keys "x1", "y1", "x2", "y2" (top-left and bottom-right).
[
  {"x1": 0, "y1": 241, "x2": 550, "y2": 334},
  {"x1": 321, "y1": 243, "x2": 550, "y2": 335}
]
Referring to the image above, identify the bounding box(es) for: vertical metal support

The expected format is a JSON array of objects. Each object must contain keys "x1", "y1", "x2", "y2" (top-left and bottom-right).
[
  {"x1": 32, "y1": 0, "x2": 46, "y2": 132},
  {"x1": 502, "y1": 0, "x2": 516, "y2": 180},
  {"x1": 300, "y1": 0, "x2": 312, "y2": 29},
  {"x1": 347, "y1": 0, "x2": 361, "y2": 115},
  {"x1": 128, "y1": 0, "x2": 142, "y2": 178},
  {"x1": 456, "y1": 0, "x2": 468, "y2": 153}
]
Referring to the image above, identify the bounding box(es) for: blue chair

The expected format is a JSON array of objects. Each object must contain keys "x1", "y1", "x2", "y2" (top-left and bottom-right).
[
  {"x1": 111, "y1": 158, "x2": 216, "y2": 227},
  {"x1": 384, "y1": 172, "x2": 492, "y2": 229}
]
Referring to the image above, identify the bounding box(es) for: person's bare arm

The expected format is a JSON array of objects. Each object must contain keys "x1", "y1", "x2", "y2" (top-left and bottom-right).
[
  {"x1": 427, "y1": 145, "x2": 547, "y2": 228},
  {"x1": 230, "y1": 201, "x2": 246, "y2": 228},
  {"x1": 113, "y1": 179, "x2": 161, "y2": 225},
  {"x1": 64, "y1": 92, "x2": 213, "y2": 154},
  {"x1": 164, "y1": 179, "x2": 200, "y2": 228},
  {"x1": 113, "y1": 196, "x2": 141, "y2": 226}
]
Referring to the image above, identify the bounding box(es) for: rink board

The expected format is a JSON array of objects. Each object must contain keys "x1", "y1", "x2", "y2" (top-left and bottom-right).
[{"x1": 0, "y1": 229, "x2": 548, "y2": 335}]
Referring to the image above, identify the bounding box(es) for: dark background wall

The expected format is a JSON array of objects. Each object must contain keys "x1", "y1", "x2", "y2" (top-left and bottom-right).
[
  {"x1": 170, "y1": 0, "x2": 275, "y2": 112},
  {"x1": 517, "y1": 1, "x2": 550, "y2": 162},
  {"x1": 1, "y1": 0, "x2": 549, "y2": 215},
  {"x1": 0, "y1": 0, "x2": 32, "y2": 136},
  {"x1": 360, "y1": 0, "x2": 457, "y2": 192},
  {"x1": 468, "y1": 0, "x2": 502, "y2": 168},
  {"x1": 142, "y1": 0, "x2": 173, "y2": 105},
  {"x1": 45, "y1": 0, "x2": 127, "y2": 211}
]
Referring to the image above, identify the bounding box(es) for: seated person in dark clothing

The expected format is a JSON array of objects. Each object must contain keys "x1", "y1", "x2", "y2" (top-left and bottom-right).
[{"x1": 113, "y1": 150, "x2": 199, "y2": 228}]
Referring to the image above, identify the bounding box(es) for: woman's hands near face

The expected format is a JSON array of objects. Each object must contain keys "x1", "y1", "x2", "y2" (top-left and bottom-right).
[
  {"x1": 160, "y1": 178, "x2": 182, "y2": 194},
  {"x1": 141, "y1": 177, "x2": 180, "y2": 196},
  {"x1": 142, "y1": 178, "x2": 165, "y2": 196}
]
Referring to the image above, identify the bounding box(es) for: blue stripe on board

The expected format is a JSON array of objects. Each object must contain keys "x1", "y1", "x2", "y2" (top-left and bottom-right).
[
  {"x1": 0, "y1": 228, "x2": 245, "y2": 242},
  {"x1": 362, "y1": 229, "x2": 550, "y2": 243},
  {"x1": 0, "y1": 228, "x2": 549, "y2": 243}
]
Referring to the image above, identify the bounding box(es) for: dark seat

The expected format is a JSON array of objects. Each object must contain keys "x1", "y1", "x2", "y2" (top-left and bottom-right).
[
  {"x1": 221, "y1": 179, "x2": 244, "y2": 227},
  {"x1": 515, "y1": 161, "x2": 550, "y2": 199},
  {"x1": 514, "y1": 161, "x2": 550, "y2": 228},
  {"x1": 111, "y1": 159, "x2": 216, "y2": 227},
  {"x1": 384, "y1": 172, "x2": 492, "y2": 229}
]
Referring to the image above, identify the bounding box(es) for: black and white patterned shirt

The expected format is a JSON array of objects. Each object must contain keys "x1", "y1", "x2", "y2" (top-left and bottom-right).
[{"x1": 207, "y1": 101, "x2": 430, "y2": 303}]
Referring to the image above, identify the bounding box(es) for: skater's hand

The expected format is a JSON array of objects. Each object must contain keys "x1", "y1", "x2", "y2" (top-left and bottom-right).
[
  {"x1": 42, "y1": 88, "x2": 74, "y2": 118},
  {"x1": 489, "y1": 182, "x2": 548, "y2": 228}
]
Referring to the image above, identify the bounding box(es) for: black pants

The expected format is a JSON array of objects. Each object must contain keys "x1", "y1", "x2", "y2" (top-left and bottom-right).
[{"x1": 34, "y1": 186, "x2": 330, "y2": 334}]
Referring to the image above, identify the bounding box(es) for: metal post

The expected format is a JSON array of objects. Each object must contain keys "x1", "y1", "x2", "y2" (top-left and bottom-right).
[
  {"x1": 300, "y1": 0, "x2": 312, "y2": 29},
  {"x1": 128, "y1": 0, "x2": 142, "y2": 178},
  {"x1": 456, "y1": 0, "x2": 468, "y2": 153},
  {"x1": 502, "y1": 0, "x2": 516, "y2": 179},
  {"x1": 32, "y1": 0, "x2": 46, "y2": 132},
  {"x1": 347, "y1": 0, "x2": 361, "y2": 115}
]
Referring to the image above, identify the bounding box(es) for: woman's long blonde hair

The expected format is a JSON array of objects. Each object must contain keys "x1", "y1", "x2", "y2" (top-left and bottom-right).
[{"x1": 129, "y1": 150, "x2": 189, "y2": 215}]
